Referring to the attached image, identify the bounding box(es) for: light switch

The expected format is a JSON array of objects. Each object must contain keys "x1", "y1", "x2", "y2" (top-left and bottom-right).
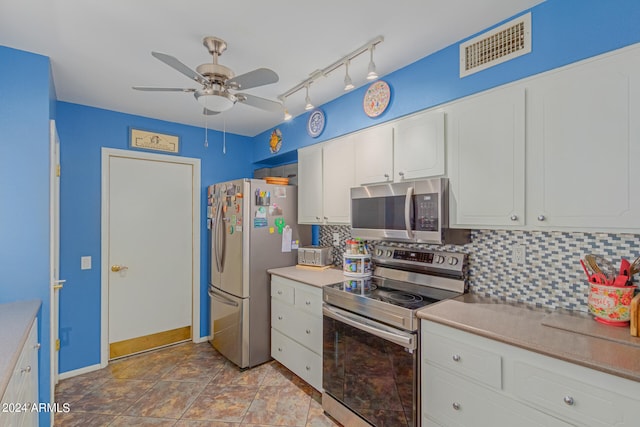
[{"x1": 81, "y1": 256, "x2": 92, "y2": 270}]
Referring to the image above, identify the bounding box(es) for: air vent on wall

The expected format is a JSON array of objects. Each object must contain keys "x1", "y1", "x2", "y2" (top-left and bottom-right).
[{"x1": 460, "y1": 12, "x2": 531, "y2": 78}]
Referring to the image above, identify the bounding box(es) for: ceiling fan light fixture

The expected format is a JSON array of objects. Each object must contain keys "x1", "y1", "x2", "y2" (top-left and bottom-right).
[
  {"x1": 366, "y1": 46, "x2": 378, "y2": 80},
  {"x1": 344, "y1": 61, "x2": 354, "y2": 91},
  {"x1": 195, "y1": 87, "x2": 236, "y2": 112}
]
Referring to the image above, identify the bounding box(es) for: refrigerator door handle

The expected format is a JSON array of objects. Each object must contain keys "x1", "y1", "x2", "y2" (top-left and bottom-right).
[
  {"x1": 214, "y1": 200, "x2": 224, "y2": 273},
  {"x1": 208, "y1": 288, "x2": 239, "y2": 307}
]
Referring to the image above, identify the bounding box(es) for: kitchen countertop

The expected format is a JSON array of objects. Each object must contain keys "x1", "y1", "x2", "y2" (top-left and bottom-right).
[
  {"x1": 0, "y1": 299, "x2": 41, "y2": 399},
  {"x1": 268, "y1": 266, "x2": 346, "y2": 288},
  {"x1": 417, "y1": 294, "x2": 640, "y2": 383}
]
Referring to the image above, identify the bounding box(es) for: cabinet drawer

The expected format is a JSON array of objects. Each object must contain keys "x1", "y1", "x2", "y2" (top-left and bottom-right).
[
  {"x1": 271, "y1": 328, "x2": 322, "y2": 391},
  {"x1": 423, "y1": 364, "x2": 572, "y2": 427},
  {"x1": 271, "y1": 276, "x2": 295, "y2": 304},
  {"x1": 513, "y1": 361, "x2": 636, "y2": 427},
  {"x1": 271, "y1": 299, "x2": 323, "y2": 354},
  {"x1": 294, "y1": 287, "x2": 322, "y2": 317},
  {"x1": 422, "y1": 329, "x2": 502, "y2": 389}
]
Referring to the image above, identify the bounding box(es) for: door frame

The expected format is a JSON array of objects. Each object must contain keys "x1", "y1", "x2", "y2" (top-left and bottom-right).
[{"x1": 100, "y1": 148, "x2": 201, "y2": 367}]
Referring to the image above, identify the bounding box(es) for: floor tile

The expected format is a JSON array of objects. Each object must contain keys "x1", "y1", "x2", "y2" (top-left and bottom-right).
[
  {"x1": 126, "y1": 380, "x2": 207, "y2": 418},
  {"x1": 69, "y1": 378, "x2": 156, "y2": 415},
  {"x1": 161, "y1": 356, "x2": 225, "y2": 383},
  {"x1": 109, "y1": 415, "x2": 178, "y2": 426},
  {"x1": 181, "y1": 385, "x2": 258, "y2": 423},
  {"x1": 241, "y1": 385, "x2": 311, "y2": 426},
  {"x1": 175, "y1": 421, "x2": 240, "y2": 427},
  {"x1": 52, "y1": 411, "x2": 115, "y2": 427},
  {"x1": 211, "y1": 361, "x2": 270, "y2": 387}
]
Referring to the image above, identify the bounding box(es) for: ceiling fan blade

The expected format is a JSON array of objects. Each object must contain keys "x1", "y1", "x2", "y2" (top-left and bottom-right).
[
  {"x1": 203, "y1": 108, "x2": 220, "y2": 116},
  {"x1": 226, "y1": 68, "x2": 278, "y2": 90},
  {"x1": 151, "y1": 52, "x2": 209, "y2": 86},
  {"x1": 237, "y1": 93, "x2": 282, "y2": 112},
  {"x1": 132, "y1": 86, "x2": 196, "y2": 92}
]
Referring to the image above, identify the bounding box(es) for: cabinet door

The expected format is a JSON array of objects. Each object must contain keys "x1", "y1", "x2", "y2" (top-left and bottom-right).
[
  {"x1": 322, "y1": 136, "x2": 355, "y2": 224},
  {"x1": 354, "y1": 124, "x2": 394, "y2": 185},
  {"x1": 528, "y1": 49, "x2": 640, "y2": 230},
  {"x1": 447, "y1": 86, "x2": 525, "y2": 227},
  {"x1": 297, "y1": 144, "x2": 324, "y2": 224},
  {"x1": 394, "y1": 110, "x2": 445, "y2": 181}
]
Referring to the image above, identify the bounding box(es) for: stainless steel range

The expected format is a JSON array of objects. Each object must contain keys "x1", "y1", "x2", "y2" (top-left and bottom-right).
[{"x1": 322, "y1": 245, "x2": 467, "y2": 427}]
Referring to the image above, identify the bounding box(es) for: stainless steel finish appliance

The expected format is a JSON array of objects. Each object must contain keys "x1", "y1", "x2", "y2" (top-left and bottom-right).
[
  {"x1": 207, "y1": 178, "x2": 309, "y2": 368},
  {"x1": 350, "y1": 177, "x2": 469, "y2": 245},
  {"x1": 322, "y1": 245, "x2": 467, "y2": 427},
  {"x1": 297, "y1": 245, "x2": 332, "y2": 266}
]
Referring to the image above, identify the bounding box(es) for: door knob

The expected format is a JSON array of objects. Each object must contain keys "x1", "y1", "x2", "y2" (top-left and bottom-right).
[
  {"x1": 53, "y1": 279, "x2": 66, "y2": 290},
  {"x1": 111, "y1": 265, "x2": 128, "y2": 272}
]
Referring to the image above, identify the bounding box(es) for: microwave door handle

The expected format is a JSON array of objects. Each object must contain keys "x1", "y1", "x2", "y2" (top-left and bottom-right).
[{"x1": 404, "y1": 186, "x2": 414, "y2": 239}]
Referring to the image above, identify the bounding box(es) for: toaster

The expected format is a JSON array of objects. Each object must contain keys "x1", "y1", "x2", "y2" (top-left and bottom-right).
[{"x1": 297, "y1": 245, "x2": 332, "y2": 266}]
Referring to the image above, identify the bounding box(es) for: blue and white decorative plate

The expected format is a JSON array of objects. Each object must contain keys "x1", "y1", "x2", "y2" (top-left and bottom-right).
[{"x1": 307, "y1": 108, "x2": 325, "y2": 138}]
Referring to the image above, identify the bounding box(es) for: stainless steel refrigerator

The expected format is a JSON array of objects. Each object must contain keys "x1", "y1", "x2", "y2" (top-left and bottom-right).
[{"x1": 207, "y1": 178, "x2": 310, "y2": 368}]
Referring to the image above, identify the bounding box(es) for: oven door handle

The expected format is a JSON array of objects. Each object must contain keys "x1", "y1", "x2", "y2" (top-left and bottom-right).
[{"x1": 323, "y1": 305, "x2": 416, "y2": 350}]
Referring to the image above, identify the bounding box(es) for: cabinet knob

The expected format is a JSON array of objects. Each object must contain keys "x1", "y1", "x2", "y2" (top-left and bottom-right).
[
  {"x1": 315, "y1": 216, "x2": 321, "y2": 221},
  {"x1": 398, "y1": 171, "x2": 405, "y2": 178},
  {"x1": 510, "y1": 215, "x2": 518, "y2": 221},
  {"x1": 306, "y1": 366, "x2": 311, "y2": 371},
  {"x1": 384, "y1": 173, "x2": 390, "y2": 179},
  {"x1": 452, "y1": 354, "x2": 461, "y2": 362},
  {"x1": 563, "y1": 396, "x2": 574, "y2": 406},
  {"x1": 278, "y1": 347, "x2": 282, "y2": 352},
  {"x1": 538, "y1": 215, "x2": 546, "y2": 221},
  {"x1": 21, "y1": 365, "x2": 31, "y2": 374},
  {"x1": 277, "y1": 290, "x2": 283, "y2": 295},
  {"x1": 305, "y1": 300, "x2": 311, "y2": 305},
  {"x1": 278, "y1": 316, "x2": 283, "y2": 320},
  {"x1": 323, "y1": 216, "x2": 328, "y2": 221},
  {"x1": 306, "y1": 329, "x2": 311, "y2": 334},
  {"x1": 452, "y1": 402, "x2": 461, "y2": 411},
  {"x1": 34, "y1": 343, "x2": 41, "y2": 350}
]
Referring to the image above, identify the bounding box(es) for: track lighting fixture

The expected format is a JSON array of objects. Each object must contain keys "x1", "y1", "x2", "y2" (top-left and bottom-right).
[
  {"x1": 344, "y1": 60, "x2": 354, "y2": 91},
  {"x1": 367, "y1": 45, "x2": 378, "y2": 80},
  {"x1": 281, "y1": 97, "x2": 292, "y2": 121},
  {"x1": 304, "y1": 85, "x2": 314, "y2": 111},
  {"x1": 278, "y1": 35, "x2": 383, "y2": 118}
]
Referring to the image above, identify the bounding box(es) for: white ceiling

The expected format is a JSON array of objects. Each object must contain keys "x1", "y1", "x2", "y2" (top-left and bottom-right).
[{"x1": 0, "y1": 0, "x2": 544, "y2": 137}]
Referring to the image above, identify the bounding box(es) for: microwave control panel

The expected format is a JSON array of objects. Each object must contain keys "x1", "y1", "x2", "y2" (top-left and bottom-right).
[{"x1": 415, "y1": 193, "x2": 438, "y2": 231}]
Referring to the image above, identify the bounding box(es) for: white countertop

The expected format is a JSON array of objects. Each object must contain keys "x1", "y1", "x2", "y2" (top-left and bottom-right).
[
  {"x1": 0, "y1": 300, "x2": 41, "y2": 399},
  {"x1": 268, "y1": 266, "x2": 346, "y2": 288}
]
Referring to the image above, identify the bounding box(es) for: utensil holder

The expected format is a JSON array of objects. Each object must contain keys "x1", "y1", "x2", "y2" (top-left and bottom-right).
[{"x1": 587, "y1": 282, "x2": 637, "y2": 326}]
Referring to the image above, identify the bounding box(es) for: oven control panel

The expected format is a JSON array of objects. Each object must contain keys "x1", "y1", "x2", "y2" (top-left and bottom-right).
[{"x1": 372, "y1": 245, "x2": 466, "y2": 274}]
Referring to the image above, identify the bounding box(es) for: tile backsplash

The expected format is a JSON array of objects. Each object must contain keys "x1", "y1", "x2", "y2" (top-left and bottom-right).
[{"x1": 319, "y1": 225, "x2": 640, "y2": 312}]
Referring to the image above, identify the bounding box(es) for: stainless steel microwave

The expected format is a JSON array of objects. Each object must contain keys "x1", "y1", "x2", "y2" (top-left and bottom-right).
[{"x1": 350, "y1": 178, "x2": 469, "y2": 245}]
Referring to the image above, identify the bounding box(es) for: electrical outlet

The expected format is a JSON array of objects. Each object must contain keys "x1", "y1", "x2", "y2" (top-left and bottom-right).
[
  {"x1": 512, "y1": 245, "x2": 526, "y2": 265},
  {"x1": 333, "y1": 233, "x2": 340, "y2": 246},
  {"x1": 81, "y1": 256, "x2": 92, "y2": 270}
]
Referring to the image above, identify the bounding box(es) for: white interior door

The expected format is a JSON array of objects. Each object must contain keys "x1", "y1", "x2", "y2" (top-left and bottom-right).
[
  {"x1": 49, "y1": 120, "x2": 62, "y2": 409},
  {"x1": 104, "y1": 150, "x2": 198, "y2": 359}
]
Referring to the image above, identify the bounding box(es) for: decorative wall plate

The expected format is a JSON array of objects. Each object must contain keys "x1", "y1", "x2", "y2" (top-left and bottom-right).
[
  {"x1": 307, "y1": 108, "x2": 325, "y2": 138},
  {"x1": 269, "y1": 128, "x2": 282, "y2": 153},
  {"x1": 363, "y1": 80, "x2": 391, "y2": 118}
]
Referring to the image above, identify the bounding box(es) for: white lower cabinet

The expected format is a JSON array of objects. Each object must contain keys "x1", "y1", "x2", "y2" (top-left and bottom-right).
[
  {"x1": 270, "y1": 275, "x2": 323, "y2": 391},
  {"x1": 1, "y1": 318, "x2": 39, "y2": 427},
  {"x1": 421, "y1": 320, "x2": 640, "y2": 427}
]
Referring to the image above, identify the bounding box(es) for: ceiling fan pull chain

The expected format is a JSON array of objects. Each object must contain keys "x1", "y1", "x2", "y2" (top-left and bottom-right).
[
  {"x1": 223, "y1": 117, "x2": 226, "y2": 154},
  {"x1": 204, "y1": 112, "x2": 209, "y2": 148}
]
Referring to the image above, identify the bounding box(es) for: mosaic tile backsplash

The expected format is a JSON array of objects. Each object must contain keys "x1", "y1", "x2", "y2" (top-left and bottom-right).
[{"x1": 319, "y1": 225, "x2": 640, "y2": 312}]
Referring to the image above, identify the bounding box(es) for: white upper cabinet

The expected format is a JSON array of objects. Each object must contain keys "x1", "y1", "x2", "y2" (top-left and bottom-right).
[
  {"x1": 298, "y1": 136, "x2": 355, "y2": 225},
  {"x1": 322, "y1": 136, "x2": 355, "y2": 224},
  {"x1": 527, "y1": 46, "x2": 640, "y2": 231},
  {"x1": 447, "y1": 86, "x2": 526, "y2": 227},
  {"x1": 354, "y1": 124, "x2": 394, "y2": 185},
  {"x1": 394, "y1": 110, "x2": 446, "y2": 181},
  {"x1": 354, "y1": 111, "x2": 445, "y2": 186},
  {"x1": 297, "y1": 144, "x2": 324, "y2": 224}
]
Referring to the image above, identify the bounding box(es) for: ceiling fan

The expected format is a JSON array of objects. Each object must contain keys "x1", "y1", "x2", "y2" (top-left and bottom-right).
[{"x1": 133, "y1": 36, "x2": 282, "y2": 115}]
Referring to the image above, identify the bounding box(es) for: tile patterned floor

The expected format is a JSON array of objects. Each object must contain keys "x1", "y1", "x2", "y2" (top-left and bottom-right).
[{"x1": 54, "y1": 342, "x2": 341, "y2": 427}]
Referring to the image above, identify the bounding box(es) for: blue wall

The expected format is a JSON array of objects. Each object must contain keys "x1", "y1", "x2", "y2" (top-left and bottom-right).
[
  {"x1": 56, "y1": 103, "x2": 253, "y2": 372},
  {"x1": 252, "y1": 0, "x2": 640, "y2": 163},
  {"x1": 0, "y1": 46, "x2": 53, "y2": 426}
]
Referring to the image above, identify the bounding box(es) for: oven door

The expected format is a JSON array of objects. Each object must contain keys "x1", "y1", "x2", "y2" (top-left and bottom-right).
[{"x1": 323, "y1": 305, "x2": 418, "y2": 427}]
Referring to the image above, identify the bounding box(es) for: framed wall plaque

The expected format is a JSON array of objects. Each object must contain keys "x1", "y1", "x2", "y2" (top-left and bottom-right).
[{"x1": 130, "y1": 128, "x2": 180, "y2": 154}]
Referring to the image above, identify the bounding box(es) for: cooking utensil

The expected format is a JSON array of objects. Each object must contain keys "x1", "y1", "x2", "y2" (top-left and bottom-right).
[
  {"x1": 589, "y1": 272, "x2": 609, "y2": 285},
  {"x1": 612, "y1": 274, "x2": 629, "y2": 287},
  {"x1": 585, "y1": 254, "x2": 616, "y2": 282},
  {"x1": 619, "y1": 258, "x2": 631, "y2": 277},
  {"x1": 579, "y1": 259, "x2": 592, "y2": 281},
  {"x1": 630, "y1": 255, "x2": 640, "y2": 276}
]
